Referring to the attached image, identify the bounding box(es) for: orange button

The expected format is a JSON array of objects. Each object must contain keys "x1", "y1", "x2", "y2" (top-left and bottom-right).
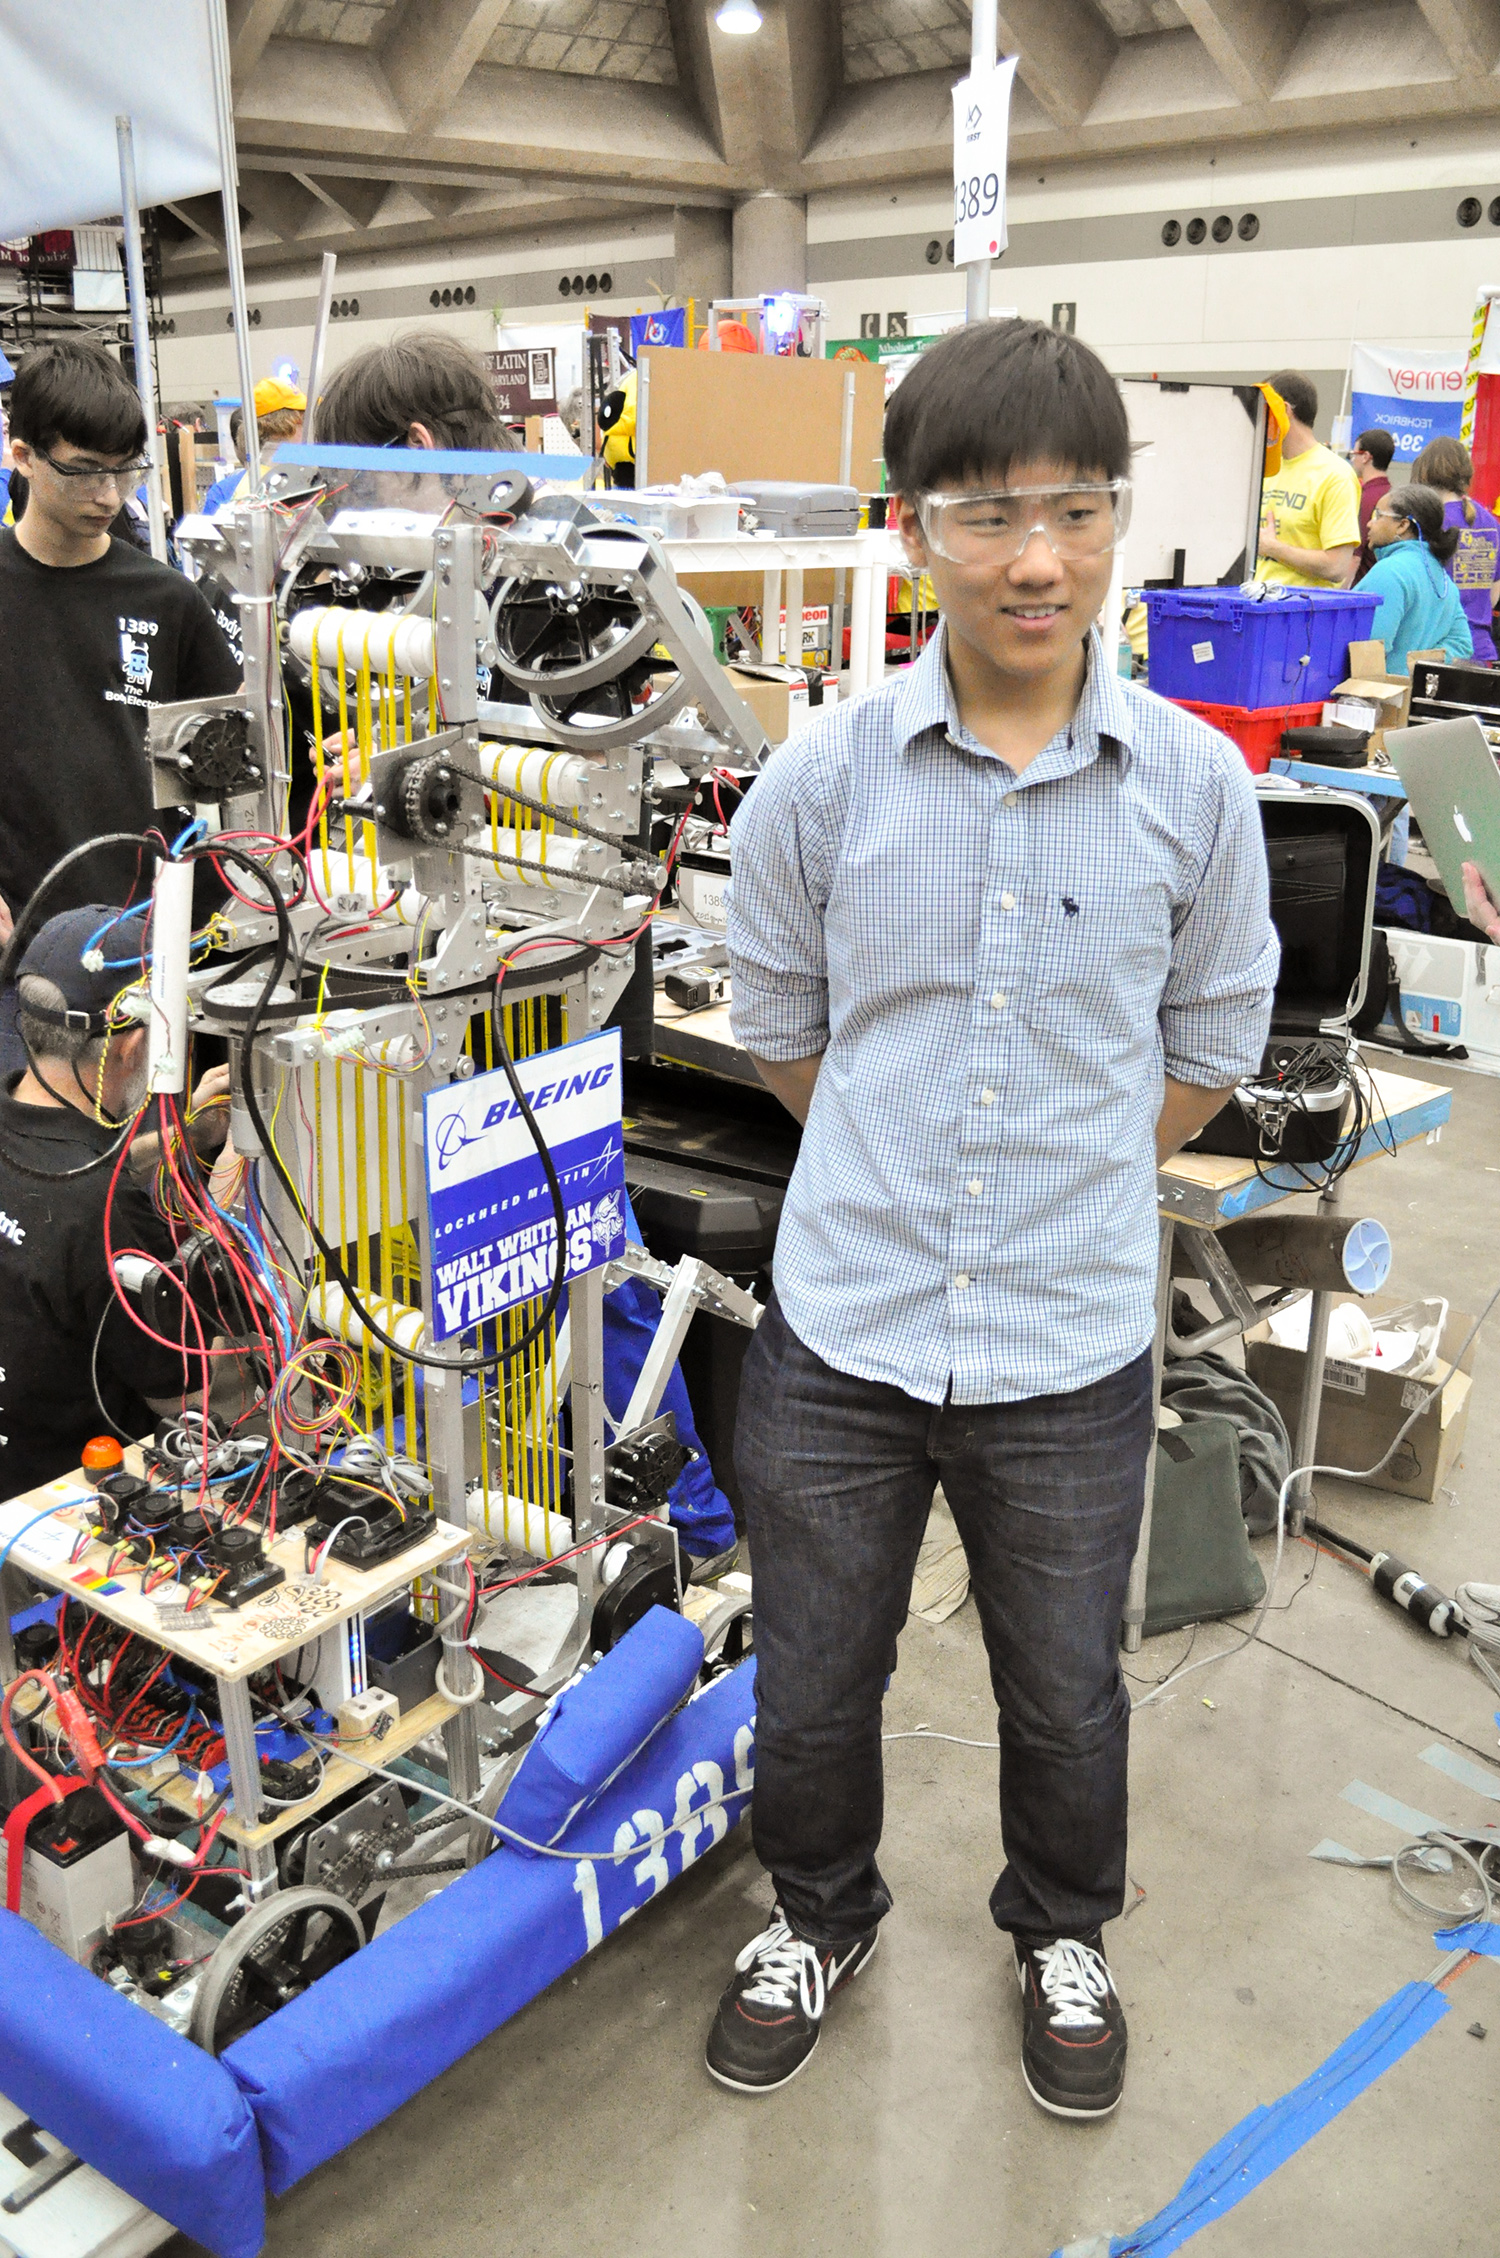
[{"x1": 81, "y1": 1436, "x2": 125, "y2": 1481}]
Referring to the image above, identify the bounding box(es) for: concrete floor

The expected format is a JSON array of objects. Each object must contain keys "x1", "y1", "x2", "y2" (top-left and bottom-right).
[{"x1": 168, "y1": 1046, "x2": 1500, "y2": 2258}]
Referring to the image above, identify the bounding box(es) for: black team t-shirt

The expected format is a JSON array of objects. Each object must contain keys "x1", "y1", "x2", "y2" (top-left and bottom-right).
[
  {"x1": 0, "y1": 530, "x2": 241, "y2": 921},
  {"x1": 0, "y1": 1083, "x2": 185, "y2": 1499}
]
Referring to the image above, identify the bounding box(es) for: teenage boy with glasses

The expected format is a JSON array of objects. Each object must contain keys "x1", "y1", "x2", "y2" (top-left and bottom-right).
[
  {"x1": 711, "y1": 318, "x2": 1278, "y2": 2118},
  {"x1": 0, "y1": 341, "x2": 239, "y2": 972}
]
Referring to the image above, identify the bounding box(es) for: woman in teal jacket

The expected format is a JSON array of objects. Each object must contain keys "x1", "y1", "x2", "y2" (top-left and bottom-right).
[{"x1": 1362, "y1": 482, "x2": 1473, "y2": 675}]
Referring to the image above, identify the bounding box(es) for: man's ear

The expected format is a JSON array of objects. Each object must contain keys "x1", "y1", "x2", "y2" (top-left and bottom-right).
[
  {"x1": 114, "y1": 1023, "x2": 148, "y2": 1072},
  {"x1": 408, "y1": 421, "x2": 439, "y2": 452},
  {"x1": 891, "y1": 493, "x2": 930, "y2": 574}
]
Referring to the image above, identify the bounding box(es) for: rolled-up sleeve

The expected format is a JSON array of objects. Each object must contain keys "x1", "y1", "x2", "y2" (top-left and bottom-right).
[
  {"x1": 726, "y1": 748, "x2": 831, "y2": 1062},
  {"x1": 1159, "y1": 746, "x2": 1279, "y2": 1087}
]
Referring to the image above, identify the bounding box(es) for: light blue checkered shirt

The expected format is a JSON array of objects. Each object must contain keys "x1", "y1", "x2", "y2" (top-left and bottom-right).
[{"x1": 726, "y1": 626, "x2": 1279, "y2": 1405}]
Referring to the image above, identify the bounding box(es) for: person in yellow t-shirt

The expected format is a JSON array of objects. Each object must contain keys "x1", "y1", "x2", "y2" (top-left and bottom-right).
[{"x1": 1253, "y1": 369, "x2": 1360, "y2": 590}]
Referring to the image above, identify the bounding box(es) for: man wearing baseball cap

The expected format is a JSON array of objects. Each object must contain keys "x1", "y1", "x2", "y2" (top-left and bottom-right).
[
  {"x1": 0, "y1": 905, "x2": 226, "y2": 1498},
  {"x1": 201, "y1": 377, "x2": 306, "y2": 520}
]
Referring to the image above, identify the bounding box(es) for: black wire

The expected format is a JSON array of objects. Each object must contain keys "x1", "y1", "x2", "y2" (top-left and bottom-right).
[
  {"x1": 1302, "y1": 1515, "x2": 1375, "y2": 1564},
  {"x1": 207, "y1": 839, "x2": 569, "y2": 1375}
]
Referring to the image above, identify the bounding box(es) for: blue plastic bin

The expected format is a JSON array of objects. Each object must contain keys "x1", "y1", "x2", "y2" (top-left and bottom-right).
[{"x1": 1144, "y1": 587, "x2": 1380, "y2": 707}]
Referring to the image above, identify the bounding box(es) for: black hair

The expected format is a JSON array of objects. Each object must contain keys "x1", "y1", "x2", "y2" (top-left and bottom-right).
[
  {"x1": 1386, "y1": 481, "x2": 1461, "y2": 563},
  {"x1": 8, "y1": 339, "x2": 147, "y2": 458},
  {"x1": 1356, "y1": 426, "x2": 1395, "y2": 472},
  {"x1": 1267, "y1": 369, "x2": 1318, "y2": 430},
  {"x1": 317, "y1": 331, "x2": 510, "y2": 451},
  {"x1": 883, "y1": 318, "x2": 1130, "y2": 494}
]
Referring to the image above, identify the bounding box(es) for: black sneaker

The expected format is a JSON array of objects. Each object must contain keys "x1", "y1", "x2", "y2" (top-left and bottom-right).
[
  {"x1": 1014, "y1": 1932, "x2": 1127, "y2": 2118},
  {"x1": 705, "y1": 1911, "x2": 878, "y2": 2094}
]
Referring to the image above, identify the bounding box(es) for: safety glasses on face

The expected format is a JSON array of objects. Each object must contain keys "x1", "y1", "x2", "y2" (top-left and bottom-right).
[
  {"x1": 916, "y1": 480, "x2": 1132, "y2": 565},
  {"x1": 33, "y1": 448, "x2": 151, "y2": 494}
]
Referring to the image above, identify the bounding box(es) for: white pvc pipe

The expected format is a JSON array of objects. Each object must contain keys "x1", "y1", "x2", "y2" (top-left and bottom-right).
[
  {"x1": 480, "y1": 829, "x2": 597, "y2": 888},
  {"x1": 289, "y1": 606, "x2": 437, "y2": 679},
  {"x1": 307, "y1": 1281, "x2": 427, "y2": 1355},
  {"x1": 147, "y1": 860, "x2": 195, "y2": 1093},
  {"x1": 478, "y1": 742, "x2": 593, "y2": 809},
  {"x1": 467, "y1": 1489, "x2": 574, "y2": 1561}
]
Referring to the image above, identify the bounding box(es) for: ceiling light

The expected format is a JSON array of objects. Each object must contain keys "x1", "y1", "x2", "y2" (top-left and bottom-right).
[{"x1": 715, "y1": 0, "x2": 762, "y2": 30}]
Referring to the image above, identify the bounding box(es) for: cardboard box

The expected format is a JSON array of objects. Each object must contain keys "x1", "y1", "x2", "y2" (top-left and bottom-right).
[
  {"x1": 722, "y1": 660, "x2": 839, "y2": 745},
  {"x1": 1244, "y1": 1295, "x2": 1477, "y2": 1501},
  {"x1": 1315, "y1": 642, "x2": 1445, "y2": 756}
]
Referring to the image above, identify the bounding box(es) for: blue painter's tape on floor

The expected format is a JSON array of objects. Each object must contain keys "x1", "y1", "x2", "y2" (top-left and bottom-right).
[
  {"x1": 1435, "y1": 1920, "x2": 1500, "y2": 1956},
  {"x1": 1340, "y1": 1780, "x2": 1445, "y2": 1838},
  {"x1": 1419, "y1": 1744, "x2": 1500, "y2": 1802},
  {"x1": 1049, "y1": 1980, "x2": 1450, "y2": 2258}
]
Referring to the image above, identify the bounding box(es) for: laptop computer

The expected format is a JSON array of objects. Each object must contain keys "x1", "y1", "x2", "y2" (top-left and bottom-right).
[{"x1": 1383, "y1": 714, "x2": 1500, "y2": 916}]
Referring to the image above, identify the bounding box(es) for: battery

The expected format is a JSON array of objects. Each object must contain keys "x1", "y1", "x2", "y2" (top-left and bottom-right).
[{"x1": 17, "y1": 1788, "x2": 133, "y2": 1964}]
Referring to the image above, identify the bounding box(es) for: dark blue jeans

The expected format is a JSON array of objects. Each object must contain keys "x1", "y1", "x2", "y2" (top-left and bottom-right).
[{"x1": 735, "y1": 1296, "x2": 1153, "y2": 1947}]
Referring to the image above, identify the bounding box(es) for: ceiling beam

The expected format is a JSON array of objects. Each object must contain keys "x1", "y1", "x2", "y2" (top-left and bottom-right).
[
  {"x1": 158, "y1": 190, "x2": 677, "y2": 282},
  {"x1": 1176, "y1": 0, "x2": 1305, "y2": 101},
  {"x1": 228, "y1": 0, "x2": 286, "y2": 79},
  {"x1": 381, "y1": 0, "x2": 512, "y2": 136},
  {"x1": 1413, "y1": 0, "x2": 1500, "y2": 73},
  {"x1": 162, "y1": 194, "x2": 226, "y2": 246},
  {"x1": 285, "y1": 170, "x2": 389, "y2": 229},
  {"x1": 236, "y1": 169, "x2": 320, "y2": 243},
  {"x1": 998, "y1": 0, "x2": 1118, "y2": 131},
  {"x1": 667, "y1": 0, "x2": 840, "y2": 180},
  {"x1": 236, "y1": 39, "x2": 729, "y2": 194}
]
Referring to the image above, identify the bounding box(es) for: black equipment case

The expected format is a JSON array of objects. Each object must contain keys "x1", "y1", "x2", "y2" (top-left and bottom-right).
[{"x1": 1187, "y1": 780, "x2": 1380, "y2": 1162}]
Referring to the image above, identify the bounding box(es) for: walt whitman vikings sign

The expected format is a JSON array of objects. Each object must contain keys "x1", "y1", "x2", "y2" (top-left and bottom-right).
[{"x1": 423, "y1": 1029, "x2": 626, "y2": 1340}]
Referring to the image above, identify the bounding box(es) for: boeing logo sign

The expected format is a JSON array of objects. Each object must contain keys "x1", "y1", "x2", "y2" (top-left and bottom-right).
[{"x1": 422, "y1": 1029, "x2": 626, "y2": 1338}]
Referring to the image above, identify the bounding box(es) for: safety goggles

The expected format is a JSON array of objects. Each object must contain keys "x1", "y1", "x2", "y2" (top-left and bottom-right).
[
  {"x1": 916, "y1": 480, "x2": 1132, "y2": 565},
  {"x1": 33, "y1": 447, "x2": 151, "y2": 494}
]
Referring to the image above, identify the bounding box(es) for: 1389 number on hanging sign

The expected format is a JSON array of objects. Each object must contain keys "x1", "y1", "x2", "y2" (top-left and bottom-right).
[
  {"x1": 950, "y1": 55, "x2": 1019, "y2": 268},
  {"x1": 954, "y1": 172, "x2": 1001, "y2": 227}
]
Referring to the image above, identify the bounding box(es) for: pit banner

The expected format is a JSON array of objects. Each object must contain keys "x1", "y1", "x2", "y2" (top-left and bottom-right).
[
  {"x1": 1349, "y1": 341, "x2": 1465, "y2": 465},
  {"x1": 424, "y1": 1028, "x2": 626, "y2": 1339},
  {"x1": 632, "y1": 309, "x2": 685, "y2": 353}
]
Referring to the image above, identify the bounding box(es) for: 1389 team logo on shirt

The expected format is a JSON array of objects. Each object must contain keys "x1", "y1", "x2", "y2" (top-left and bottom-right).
[{"x1": 109, "y1": 613, "x2": 158, "y2": 705}]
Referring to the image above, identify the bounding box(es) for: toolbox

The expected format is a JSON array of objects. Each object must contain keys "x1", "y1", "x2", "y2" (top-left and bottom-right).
[
  {"x1": 1405, "y1": 655, "x2": 1500, "y2": 726},
  {"x1": 1187, "y1": 781, "x2": 1381, "y2": 1163},
  {"x1": 732, "y1": 482, "x2": 860, "y2": 537}
]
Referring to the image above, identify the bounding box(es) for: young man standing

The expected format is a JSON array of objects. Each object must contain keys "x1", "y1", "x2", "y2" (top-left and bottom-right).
[
  {"x1": 1254, "y1": 369, "x2": 1360, "y2": 588},
  {"x1": 0, "y1": 341, "x2": 240, "y2": 950},
  {"x1": 714, "y1": 318, "x2": 1277, "y2": 2118},
  {"x1": 1350, "y1": 426, "x2": 1395, "y2": 578}
]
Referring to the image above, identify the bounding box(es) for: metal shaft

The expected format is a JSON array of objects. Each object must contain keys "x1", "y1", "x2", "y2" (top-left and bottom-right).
[
  {"x1": 206, "y1": 0, "x2": 262, "y2": 489},
  {"x1": 115, "y1": 117, "x2": 167, "y2": 562},
  {"x1": 964, "y1": 0, "x2": 999, "y2": 325},
  {"x1": 303, "y1": 251, "x2": 338, "y2": 445}
]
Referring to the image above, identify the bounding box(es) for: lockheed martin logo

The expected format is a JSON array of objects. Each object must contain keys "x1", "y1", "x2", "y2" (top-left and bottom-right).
[{"x1": 966, "y1": 103, "x2": 982, "y2": 129}]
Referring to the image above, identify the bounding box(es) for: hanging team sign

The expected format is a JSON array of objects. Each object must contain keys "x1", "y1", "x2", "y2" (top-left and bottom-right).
[
  {"x1": 1349, "y1": 341, "x2": 1466, "y2": 464},
  {"x1": 423, "y1": 1028, "x2": 627, "y2": 1340},
  {"x1": 951, "y1": 53, "x2": 1020, "y2": 268}
]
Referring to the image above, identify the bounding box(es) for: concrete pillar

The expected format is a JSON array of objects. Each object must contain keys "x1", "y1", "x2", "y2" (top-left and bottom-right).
[
  {"x1": 673, "y1": 205, "x2": 733, "y2": 314},
  {"x1": 731, "y1": 192, "x2": 807, "y2": 299}
]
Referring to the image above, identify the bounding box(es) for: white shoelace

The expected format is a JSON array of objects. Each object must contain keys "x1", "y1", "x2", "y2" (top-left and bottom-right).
[
  {"x1": 735, "y1": 1916, "x2": 827, "y2": 2022},
  {"x1": 1031, "y1": 1938, "x2": 1113, "y2": 2031}
]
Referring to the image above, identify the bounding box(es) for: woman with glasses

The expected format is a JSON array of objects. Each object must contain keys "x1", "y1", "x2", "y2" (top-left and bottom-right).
[
  {"x1": 1359, "y1": 481, "x2": 1473, "y2": 679},
  {"x1": 0, "y1": 340, "x2": 239, "y2": 1066}
]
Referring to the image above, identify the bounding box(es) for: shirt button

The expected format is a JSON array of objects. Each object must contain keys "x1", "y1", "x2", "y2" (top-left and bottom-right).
[
  {"x1": 966, "y1": 1179, "x2": 982, "y2": 1197},
  {"x1": 953, "y1": 1272, "x2": 971, "y2": 1289},
  {"x1": 979, "y1": 1088, "x2": 996, "y2": 1105},
  {"x1": 1003, "y1": 791, "x2": 1018, "y2": 808},
  {"x1": 989, "y1": 991, "x2": 1006, "y2": 1010},
  {"x1": 1000, "y1": 892, "x2": 1016, "y2": 911}
]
